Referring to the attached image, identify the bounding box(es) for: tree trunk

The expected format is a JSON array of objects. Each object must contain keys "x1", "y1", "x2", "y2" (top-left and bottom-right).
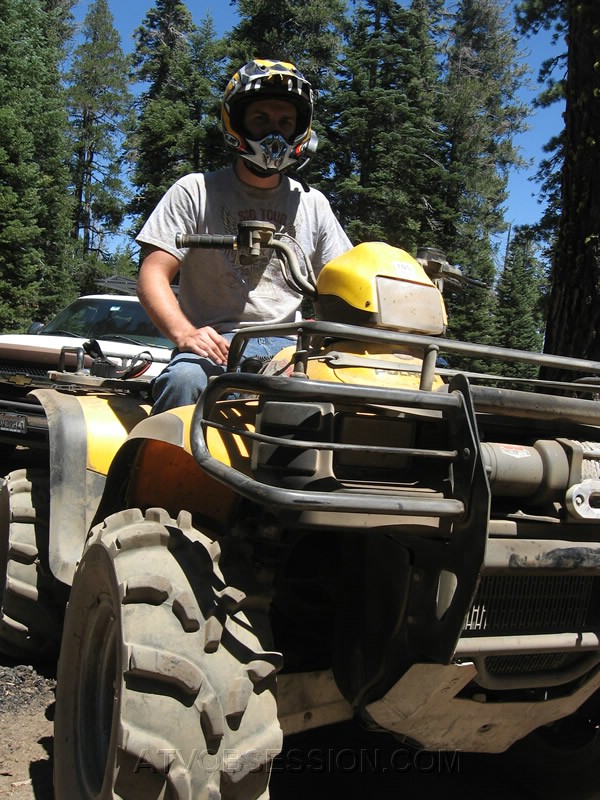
[{"x1": 543, "y1": 0, "x2": 600, "y2": 374}]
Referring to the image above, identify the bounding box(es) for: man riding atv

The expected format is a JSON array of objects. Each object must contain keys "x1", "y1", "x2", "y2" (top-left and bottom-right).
[{"x1": 136, "y1": 58, "x2": 351, "y2": 413}]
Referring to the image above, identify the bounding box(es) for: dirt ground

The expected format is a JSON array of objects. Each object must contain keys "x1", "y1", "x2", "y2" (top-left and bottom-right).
[
  {"x1": 0, "y1": 659, "x2": 55, "y2": 800},
  {"x1": 0, "y1": 705, "x2": 535, "y2": 800},
  {"x1": 0, "y1": 652, "x2": 535, "y2": 800}
]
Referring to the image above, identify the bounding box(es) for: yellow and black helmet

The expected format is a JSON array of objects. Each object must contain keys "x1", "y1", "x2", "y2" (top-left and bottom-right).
[{"x1": 221, "y1": 59, "x2": 315, "y2": 175}]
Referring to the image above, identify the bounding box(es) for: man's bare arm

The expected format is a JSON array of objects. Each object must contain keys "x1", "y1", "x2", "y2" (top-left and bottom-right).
[{"x1": 137, "y1": 247, "x2": 229, "y2": 364}]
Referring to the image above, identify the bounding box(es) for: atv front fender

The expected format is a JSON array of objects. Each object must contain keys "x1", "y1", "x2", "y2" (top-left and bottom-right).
[
  {"x1": 31, "y1": 389, "x2": 150, "y2": 584},
  {"x1": 92, "y1": 403, "x2": 253, "y2": 536}
]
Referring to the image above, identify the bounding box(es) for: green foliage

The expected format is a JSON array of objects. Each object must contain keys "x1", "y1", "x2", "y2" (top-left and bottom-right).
[
  {"x1": 0, "y1": 0, "x2": 74, "y2": 332},
  {"x1": 227, "y1": 0, "x2": 348, "y2": 89},
  {"x1": 65, "y1": 0, "x2": 133, "y2": 260},
  {"x1": 514, "y1": 0, "x2": 566, "y2": 33},
  {"x1": 128, "y1": 3, "x2": 227, "y2": 229},
  {"x1": 515, "y1": 0, "x2": 566, "y2": 253},
  {"x1": 66, "y1": 243, "x2": 138, "y2": 297},
  {"x1": 0, "y1": 0, "x2": 570, "y2": 358},
  {"x1": 323, "y1": 0, "x2": 447, "y2": 252},
  {"x1": 438, "y1": 0, "x2": 528, "y2": 348},
  {"x1": 495, "y1": 227, "x2": 546, "y2": 374},
  {"x1": 530, "y1": 0, "x2": 600, "y2": 366}
]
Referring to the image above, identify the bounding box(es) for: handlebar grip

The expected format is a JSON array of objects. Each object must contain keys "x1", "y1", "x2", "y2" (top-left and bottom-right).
[
  {"x1": 176, "y1": 233, "x2": 237, "y2": 249},
  {"x1": 464, "y1": 276, "x2": 488, "y2": 288}
]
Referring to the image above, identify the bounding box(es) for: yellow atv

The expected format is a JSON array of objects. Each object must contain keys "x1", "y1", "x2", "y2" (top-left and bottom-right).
[{"x1": 53, "y1": 222, "x2": 600, "y2": 799}]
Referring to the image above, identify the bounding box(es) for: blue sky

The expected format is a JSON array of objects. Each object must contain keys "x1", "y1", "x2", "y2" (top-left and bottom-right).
[{"x1": 72, "y1": 0, "x2": 565, "y2": 235}]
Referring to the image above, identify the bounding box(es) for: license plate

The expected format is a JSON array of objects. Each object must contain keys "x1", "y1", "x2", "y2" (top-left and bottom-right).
[{"x1": 0, "y1": 412, "x2": 27, "y2": 434}]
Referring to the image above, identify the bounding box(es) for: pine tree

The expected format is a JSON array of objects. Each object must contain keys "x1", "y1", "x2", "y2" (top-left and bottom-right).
[
  {"x1": 495, "y1": 227, "x2": 546, "y2": 376},
  {"x1": 403, "y1": 0, "x2": 449, "y2": 248},
  {"x1": 227, "y1": 0, "x2": 348, "y2": 89},
  {"x1": 37, "y1": 0, "x2": 78, "y2": 319},
  {"x1": 65, "y1": 0, "x2": 133, "y2": 261},
  {"x1": 515, "y1": 0, "x2": 566, "y2": 260},
  {"x1": 517, "y1": 1, "x2": 600, "y2": 374},
  {"x1": 0, "y1": 0, "x2": 74, "y2": 332},
  {"x1": 128, "y1": 2, "x2": 226, "y2": 230},
  {"x1": 324, "y1": 0, "x2": 445, "y2": 250},
  {"x1": 438, "y1": 0, "x2": 528, "y2": 351}
]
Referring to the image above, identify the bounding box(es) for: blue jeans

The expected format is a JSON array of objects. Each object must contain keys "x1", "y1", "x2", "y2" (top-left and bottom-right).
[{"x1": 151, "y1": 334, "x2": 293, "y2": 413}]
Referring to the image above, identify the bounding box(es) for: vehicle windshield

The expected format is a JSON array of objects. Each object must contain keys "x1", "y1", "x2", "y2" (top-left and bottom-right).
[{"x1": 41, "y1": 297, "x2": 173, "y2": 349}]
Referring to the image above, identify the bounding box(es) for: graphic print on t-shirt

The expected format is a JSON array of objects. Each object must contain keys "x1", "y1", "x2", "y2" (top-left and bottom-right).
[{"x1": 220, "y1": 203, "x2": 304, "y2": 300}]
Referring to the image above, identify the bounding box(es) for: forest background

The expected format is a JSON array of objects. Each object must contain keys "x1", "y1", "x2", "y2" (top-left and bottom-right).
[{"x1": 0, "y1": 0, "x2": 597, "y2": 373}]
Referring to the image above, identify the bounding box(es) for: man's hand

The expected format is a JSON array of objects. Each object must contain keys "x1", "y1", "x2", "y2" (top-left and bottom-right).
[{"x1": 176, "y1": 325, "x2": 229, "y2": 365}]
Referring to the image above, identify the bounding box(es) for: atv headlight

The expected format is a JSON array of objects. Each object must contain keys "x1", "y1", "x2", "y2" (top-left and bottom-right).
[{"x1": 376, "y1": 276, "x2": 446, "y2": 334}]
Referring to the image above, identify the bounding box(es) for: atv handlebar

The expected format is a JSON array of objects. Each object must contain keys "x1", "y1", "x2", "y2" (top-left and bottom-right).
[
  {"x1": 175, "y1": 233, "x2": 237, "y2": 249},
  {"x1": 176, "y1": 221, "x2": 317, "y2": 299},
  {"x1": 416, "y1": 246, "x2": 487, "y2": 290},
  {"x1": 176, "y1": 224, "x2": 484, "y2": 298}
]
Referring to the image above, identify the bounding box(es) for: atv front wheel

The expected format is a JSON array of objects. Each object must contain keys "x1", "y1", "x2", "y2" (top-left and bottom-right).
[
  {"x1": 0, "y1": 468, "x2": 65, "y2": 660},
  {"x1": 54, "y1": 507, "x2": 282, "y2": 799}
]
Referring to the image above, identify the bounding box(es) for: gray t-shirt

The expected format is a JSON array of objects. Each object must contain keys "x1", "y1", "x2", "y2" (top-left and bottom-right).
[{"x1": 136, "y1": 167, "x2": 352, "y2": 333}]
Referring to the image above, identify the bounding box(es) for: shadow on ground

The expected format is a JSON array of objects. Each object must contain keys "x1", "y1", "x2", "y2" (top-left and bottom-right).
[
  {"x1": 270, "y1": 719, "x2": 536, "y2": 800},
  {"x1": 30, "y1": 732, "x2": 53, "y2": 800}
]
